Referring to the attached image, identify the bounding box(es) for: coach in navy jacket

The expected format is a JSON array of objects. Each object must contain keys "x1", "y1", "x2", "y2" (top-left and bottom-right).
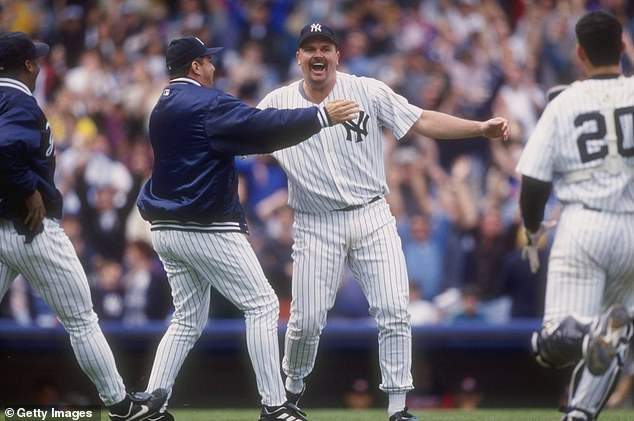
[{"x1": 137, "y1": 36, "x2": 358, "y2": 233}]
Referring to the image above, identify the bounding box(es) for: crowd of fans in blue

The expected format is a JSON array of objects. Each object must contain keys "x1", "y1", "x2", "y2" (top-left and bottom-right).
[{"x1": 1, "y1": 0, "x2": 633, "y2": 327}]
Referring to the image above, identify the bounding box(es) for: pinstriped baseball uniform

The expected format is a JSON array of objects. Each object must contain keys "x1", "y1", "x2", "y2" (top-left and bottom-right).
[
  {"x1": 258, "y1": 71, "x2": 423, "y2": 395},
  {"x1": 0, "y1": 73, "x2": 129, "y2": 406},
  {"x1": 517, "y1": 75, "x2": 634, "y2": 415}
]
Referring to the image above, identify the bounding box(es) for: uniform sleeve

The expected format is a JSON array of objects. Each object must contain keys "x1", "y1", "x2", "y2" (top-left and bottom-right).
[
  {"x1": 516, "y1": 104, "x2": 557, "y2": 182},
  {"x1": 519, "y1": 175, "x2": 552, "y2": 232},
  {"x1": 369, "y1": 78, "x2": 423, "y2": 140},
  {"x1": 0, "y1": 140, "x2": 39, "y2": 198},
  {"x1": 205, "y1": 92, "x2": 325, "y2": 155}
]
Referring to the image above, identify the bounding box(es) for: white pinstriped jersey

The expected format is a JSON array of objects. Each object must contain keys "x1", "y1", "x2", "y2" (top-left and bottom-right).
[
  {"x1": 258, "y1": 71, "x2": 423, "y2": 213},
  {"x1": 516, "y1": 76, "x2": 634, "y2": 212}
]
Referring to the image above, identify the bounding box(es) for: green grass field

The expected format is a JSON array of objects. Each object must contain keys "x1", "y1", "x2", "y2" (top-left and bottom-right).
[{"x1": 165, "y1": 408, "x2": 634, "y2": 420}]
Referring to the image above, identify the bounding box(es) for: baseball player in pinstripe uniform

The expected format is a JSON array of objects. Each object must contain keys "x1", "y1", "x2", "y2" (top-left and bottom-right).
[
  {"x1": 517, "y1": 11, "x2": 634, "y2": 421},
  {"x1": 257, "y1": 23, "x2": 509, "y2": 421},
  {"x1": 0, "y1": 32, "x2": 167, "y2": 421},
  {"x1": 135, "y1": 36, "x2": 358, "y2": 421}
]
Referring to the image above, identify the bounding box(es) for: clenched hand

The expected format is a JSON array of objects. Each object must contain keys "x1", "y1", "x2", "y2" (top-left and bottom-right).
[{"x1": 481, "y1": 117, "x2": 510, "y2": 142}]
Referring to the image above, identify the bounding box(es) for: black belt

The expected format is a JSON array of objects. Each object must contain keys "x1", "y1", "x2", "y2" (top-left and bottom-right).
[
  {"x1": 581, "y1": 204, "x2": 634, "y2": 213},
  {"x1": 335, "y1": 196, "x2": 381, "y2": 212},
  {"x1": 582, "y1": 204, "x2": 602, "y2": 212}
]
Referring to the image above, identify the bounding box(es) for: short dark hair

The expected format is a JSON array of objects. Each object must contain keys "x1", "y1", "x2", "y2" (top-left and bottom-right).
[
  {"x1": 168, "y1": 57, "x2": 211, "y2": 78},
  {"x1": 575, "y1": 10, "x2": 622, "y2": 67}
]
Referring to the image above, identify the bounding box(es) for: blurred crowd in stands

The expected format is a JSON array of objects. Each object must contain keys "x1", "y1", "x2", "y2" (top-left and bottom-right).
[{"x1": 1, "y1": 0, "x2": 634, "y2": 327}]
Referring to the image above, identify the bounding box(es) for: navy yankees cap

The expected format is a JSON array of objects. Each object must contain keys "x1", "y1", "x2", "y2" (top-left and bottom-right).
[
  {"x1": 297, "y1": 23, "x2": 338, "y2": 48},
  {"x1": 165, "y1": 36, "x2": 223, "y2": 71},
  {"x1": 0, "y1": 32, "x2": 49, "y2": 71}
]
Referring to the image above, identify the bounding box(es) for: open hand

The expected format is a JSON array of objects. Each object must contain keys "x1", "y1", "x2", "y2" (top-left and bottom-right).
[{"x1": 324, "y1": 100, "x2": 359, "y2": 125}]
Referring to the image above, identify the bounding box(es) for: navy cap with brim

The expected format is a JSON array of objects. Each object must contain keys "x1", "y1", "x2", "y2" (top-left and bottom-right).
[
  {"x1": 166, "y1": 36, "x2": 223, "y2": 71},
  {"x1": 297, "y1": 23, "x2": 338, "y2": 48},
  {"x1": 0, "y1": 32, "x2": 50, "y2": 70}
]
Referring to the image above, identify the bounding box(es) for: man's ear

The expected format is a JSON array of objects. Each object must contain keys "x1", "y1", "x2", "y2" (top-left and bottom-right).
[
  {"x1": 190, "y1": 59, "x2": 201, "y2": 76},
  {"x1": 576, "y1": 43, "x2": 587, "y2": 63},
  {"x1": 24, "y1": 59, "x2": 36, "y2": 73}
]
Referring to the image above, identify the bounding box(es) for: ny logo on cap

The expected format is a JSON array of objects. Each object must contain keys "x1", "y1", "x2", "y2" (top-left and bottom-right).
[{"x1": 310, "y1": 23, "x2": 322, "y2": 32}]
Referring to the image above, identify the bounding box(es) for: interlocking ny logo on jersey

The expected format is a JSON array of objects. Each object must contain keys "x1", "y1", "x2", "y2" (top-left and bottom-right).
[{"x1": 342, "y1": 111, "x2": 369, "y2": 142}]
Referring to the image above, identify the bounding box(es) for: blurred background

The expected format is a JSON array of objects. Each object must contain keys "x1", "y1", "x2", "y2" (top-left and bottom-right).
[{"x1": 1, "y1": 0, "x2": 634, "y2": 412}]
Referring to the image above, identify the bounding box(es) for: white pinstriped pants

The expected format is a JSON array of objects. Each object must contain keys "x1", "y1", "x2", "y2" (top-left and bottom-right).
[
  {"x1": 146, "y1": 229, "x2": 286, "y2": 407},
  {"x1": 544, "y1": 204, "x2": 634, "y2": 414},
  {"x1": 544, "y1": 205, "x2": 634, "y2": 324},
  {"x1": 283, "y1": 199, "x2": 414, "y2": 393},
  {"x1": 0, "y1": 219, "x2": 126, "y2": 405}
]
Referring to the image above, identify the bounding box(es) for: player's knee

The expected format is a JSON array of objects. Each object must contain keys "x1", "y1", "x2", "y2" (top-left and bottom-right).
[
  {"x1": 371, "y1": 305, "x2": 410, "y2": 331},
  {"x1": 247, "y1": 291, "x2": 279, "y2": 313},
  {"x1": 531, "y1": 316, "x2": 589, "y2": 369},
  {"x1": 58, "y1": 308, "x2": 100, "y2": 337}
]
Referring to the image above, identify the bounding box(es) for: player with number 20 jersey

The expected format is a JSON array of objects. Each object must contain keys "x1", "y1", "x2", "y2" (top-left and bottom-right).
[{"x1": 517, "y1": 11, "x2": 634, "y2": 421}]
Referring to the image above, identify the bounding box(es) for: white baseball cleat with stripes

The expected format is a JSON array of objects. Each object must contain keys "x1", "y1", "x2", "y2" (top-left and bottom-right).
[{"x1": 259, "y1": 402, "x2": 308, "y2": 421}]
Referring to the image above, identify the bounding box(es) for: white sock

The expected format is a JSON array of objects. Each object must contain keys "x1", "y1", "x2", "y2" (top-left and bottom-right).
[
  {"x1": 388, "y1": 392, "x2": 407, "y2": 415},
  {"x1": 285, "y1": 377, "x2": 304, "y2": 395}
]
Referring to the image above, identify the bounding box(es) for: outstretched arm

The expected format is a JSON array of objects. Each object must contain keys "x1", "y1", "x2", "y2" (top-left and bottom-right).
[
  {"x1": 409, "y1": 110, "x2": 509, "y2": 141},
  {"x1": 207, "y1": 95, "x2": 358, "y2": 155}
]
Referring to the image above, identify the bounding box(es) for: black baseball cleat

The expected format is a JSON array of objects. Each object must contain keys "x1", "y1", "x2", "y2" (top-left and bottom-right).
[
  {"x1": 389, "y1": 407, "x2": 418, "y2": 421},
  {"x1": 147, "y1": 411, "x2": 174, "y2": 421},
  {"x1": 286, "y1": 385, "x2": 306, "y2": 406},
  {"x1": 583, "y1": 304, "x2": 632, "y2": 376},
  {"x1": 259, "y1": 402, "x2": 308, "y2": 421},
  {"x1": 108, "y1": 388, "x2": 168, "y2": 421}
]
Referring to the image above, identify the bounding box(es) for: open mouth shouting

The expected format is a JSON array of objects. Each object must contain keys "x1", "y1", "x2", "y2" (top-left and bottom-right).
[{"x1": 310, "y1": 60, "x2": 327, "y2": 75}]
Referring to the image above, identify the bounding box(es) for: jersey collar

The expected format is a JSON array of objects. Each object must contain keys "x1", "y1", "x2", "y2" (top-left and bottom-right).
[
  {"x1": 590, "y1": 73, "x2": 621, "y2": 80},
  {"x1": 169, "y1": 77, "x2": 201, "y2": 86},
  {"x1": 0, "y1": 77, "x2": 32, "y2": 96}
]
